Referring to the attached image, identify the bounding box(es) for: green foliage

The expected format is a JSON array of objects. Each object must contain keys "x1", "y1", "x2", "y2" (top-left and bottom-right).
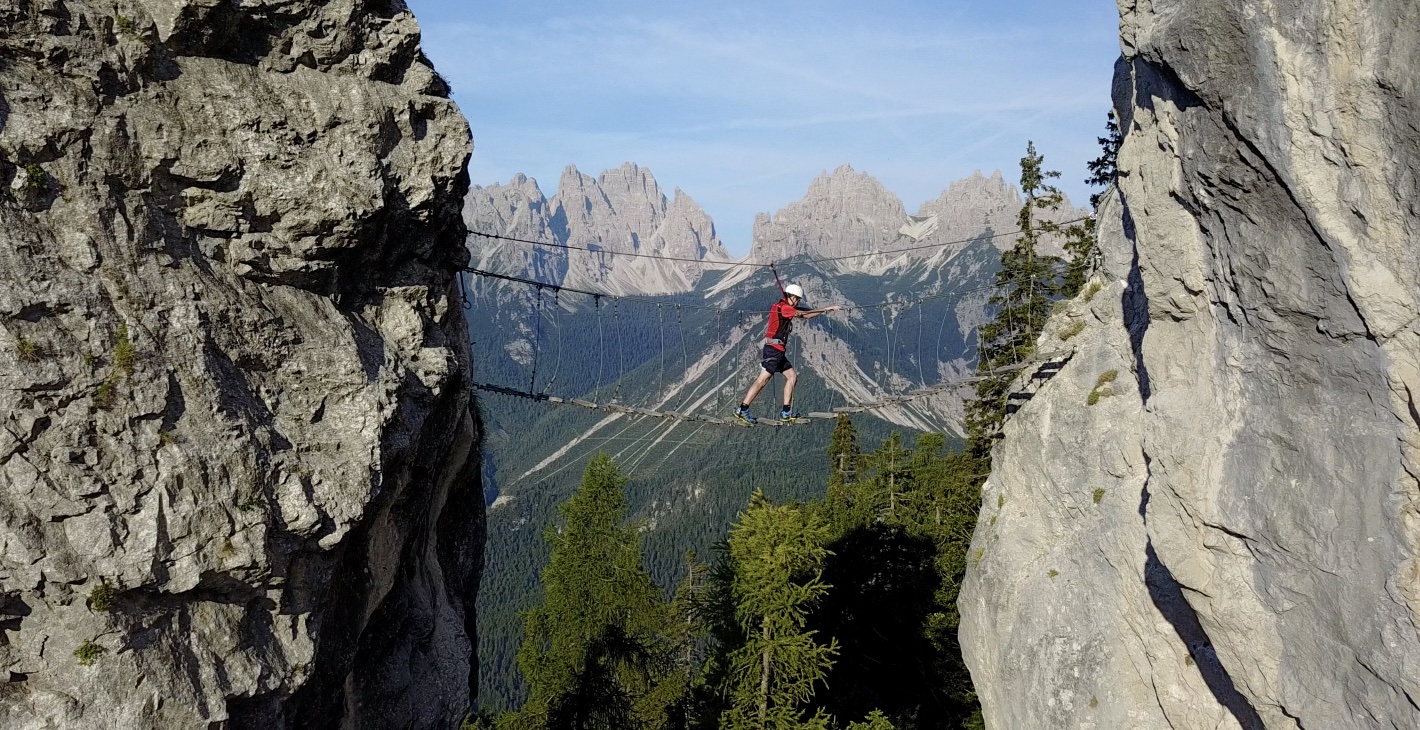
[
  {"x1": 709, "y1": 490, "x2": 837, "y2": 730},
  {"x1": 965, "y1": 141, "x2": 1065, "y2": 459},
  {"x1": 826, "y1": 415, "x2": 860, "y2": 488},
  {"x1": 113, "y1": 323, "x2": 136, "y2": 374},
  {"x1": 462, "y1": 714, "x2": 496, "y2": 730},
  {"x1": 1047, "y1": 569, "x2": 1059, "y2": 579},
  {"x1": 16, "y1": 337, "x2": 39, "y2": 362},
  {"x1": 83, "y1": 352, "x2": 98, "y2": 369},
  {"x1": 1086, "y1": 112, "x2": 1123, "y2": 209},
  {"x1": 1059, "y1": 216, "x2": 1099, "y2": 299},
  {"x1": 94, "y1": 324, "x2": 137, "y2": 410},
  {"x1": 89, "y1": 581, "x2": 117, "y2": 612},
  {"x1": 846, "y1": 710, "x2": 895, "y2": 730},
  {"x1": 804, "y1": 427, "x2": 987, "y2": 727},
  {"x1": 1087, "y1": 370, "x2": 1119, "y2": 406},
  {"x1": 116, "y1": 15, "x2": 137, "y2": 36},
  {"x1": 505, "y1": 454, "x2": 688, "y2": 730},
  {"x1": 22, "y1": 164, "x2": 46, "y2": 196},
  {"x1": 74, "y1": 639, "x2": 105, "y2": 666},
  {"x1": 1092, "y1": 488, "x2": 1106, "y2": 505},
  {"x1": 94, "y1": 373, "x2": 119, "y2": 410},
  {"x1": 1059, "y1": 320, "x2": 1086, "y2": 341},
  {"x1": 1082, "y1": 281, "x2": 1103, "y2": 303}
]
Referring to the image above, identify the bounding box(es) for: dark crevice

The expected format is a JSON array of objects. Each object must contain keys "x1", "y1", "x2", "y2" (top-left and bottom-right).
[
  {"x1": 1140, "y1": 476, "x2": 1265, "y2": 730},
  {"x1": 1119, "y1": 195, "x2": 1152, "y2": 402}
]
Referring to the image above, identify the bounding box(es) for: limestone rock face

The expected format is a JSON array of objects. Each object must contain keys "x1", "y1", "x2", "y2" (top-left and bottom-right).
[
  {"x1": 465, "y1": 163, "x2": 731, "y2": 296},
  {"x1": 0, "y1": 1, "x2": 481, "y2": 728},
  {"x1": 961, "y1": 1, "x2": 1420, "y2": 728},
  {"x1": 751, "y1": 165, "x2": 1085, "y2": 275}
]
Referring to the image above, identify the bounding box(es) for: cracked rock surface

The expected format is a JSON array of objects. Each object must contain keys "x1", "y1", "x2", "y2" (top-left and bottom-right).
[
  {"x1": 0, "y1": 1, "x2": 481, "y2": 727},
  {"x1": 961, "y1": 1, "x2": 1420, "y2": 728}
]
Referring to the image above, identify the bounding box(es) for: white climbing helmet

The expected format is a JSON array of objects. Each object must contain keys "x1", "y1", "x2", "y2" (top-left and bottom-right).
[{"x1": 784, "y1": 283, "x2": 805, "y2": 300}]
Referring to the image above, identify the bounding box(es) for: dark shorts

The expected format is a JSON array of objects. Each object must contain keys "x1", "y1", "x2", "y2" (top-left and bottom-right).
[{"x1": 761, "y1": 345, "x2": 792, "y2": 374}]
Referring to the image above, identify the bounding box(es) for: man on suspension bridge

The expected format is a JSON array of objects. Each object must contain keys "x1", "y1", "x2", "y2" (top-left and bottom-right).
[{"x1": 735, "y1": 282, "x2": 841, "y2": 425}]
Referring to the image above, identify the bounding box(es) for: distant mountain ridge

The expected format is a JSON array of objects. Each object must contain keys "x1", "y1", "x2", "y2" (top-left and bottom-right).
[
  {"x1": 465, "y1": 163, "x2": 732, "y2": 296},
  {"x1": 467, "y1": 163, "x2": 1088, "y2": 295}
]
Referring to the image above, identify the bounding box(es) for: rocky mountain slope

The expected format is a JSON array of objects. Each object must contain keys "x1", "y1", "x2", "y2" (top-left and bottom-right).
[
  {"x1": 0, "y1": 2, "x2": 480, "y2": 728},
  {"x1": 961, "y1": 1, "x2": 1420, "y2": 728},
  {"x1": 465, "y1": 163, "x2": 733, "y2": 296},
  {"x1": 752, "y1": 165, "x2": 1087, "y2": 274}
]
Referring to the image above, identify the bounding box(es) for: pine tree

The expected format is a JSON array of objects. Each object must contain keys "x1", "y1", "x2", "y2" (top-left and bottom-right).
[
  {"x1": 1086, "y1": 111, "x2": 1122, "y2": 209},
  {"x1": 846, "y1": 710, "x2": 895, "y2": 730},
  {"x1": 1059, "y1": 215, "x2": 1098, "y2": 299},
  {"x1": 505, "y1": 454, "x2": 683, "y2": 730},
  {"x1": 717, "y1": 490, "x2": 837, "y2": 730},
  {"x1": 964, "y1": 141, "x2": 1064, "y2": 459},
  {"x1": 862, "y1": 433, "x2": 912, "y2": 523},
  {"x1": 826, "y1": 415, "x2": 859, "y2": 488}
]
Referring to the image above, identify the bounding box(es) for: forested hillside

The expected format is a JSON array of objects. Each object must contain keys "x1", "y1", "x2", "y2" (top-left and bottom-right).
[{"x1": 465, "y1": 156, "x2": 1096, "y2": 713}]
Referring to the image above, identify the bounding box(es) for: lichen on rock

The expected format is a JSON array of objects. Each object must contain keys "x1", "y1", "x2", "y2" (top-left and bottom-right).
[{"x1": 0, "y1": 1, "x2": 481, "y2": 728}]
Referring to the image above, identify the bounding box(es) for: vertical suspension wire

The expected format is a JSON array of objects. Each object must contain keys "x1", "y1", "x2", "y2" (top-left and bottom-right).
[
  {"x1": 676, "y1": 304, "x2": 690, "y2": 412},
  {"x1": 657, "y1": 303, "x2": 666, "y2": 406},
  {"x1": 935, "y1": 296, "x2": 952, "y2": 386},
  {"x1": 879, "y1": 304, "x2": 893, "y2": 397},
  {"x1": 826, "y1": 305, "x2": 841, "y2": 414},
  {"x1": 916, "y1": 302, "x2": 926, "y2": 389},
  {"x1": 594, "y1": 295, "x2": 605, "y2": 397},
  {"x1": 613, "y1": 298, "x2": 626, "y2": 403},
  {"x1": 529, "y1": 285, "x2": 543, "y2": 393},
  {"x1": 541, "y1": 289, "x2": 563, "y2": 394},
  {"x1": 714, "y1": 309, "x2": 727, "y2": 416}
]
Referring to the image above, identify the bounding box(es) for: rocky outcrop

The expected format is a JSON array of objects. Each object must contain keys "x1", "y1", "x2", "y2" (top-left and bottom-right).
[
  {"x1": 465, "y1": 163, "x2": 731, "y2": 295},
  {"x1": 962, "y1": 1, "x2": 1420, "y2": 728},
  {"x1": 750, "y1": 164, "x2": 908, "y2": 264},
  {"x1": 0, "y1": 1, "x2": 481, "y2": 728},
  {"x1": 752, "y1": 165, "x2": 1086, "y2": 274}
]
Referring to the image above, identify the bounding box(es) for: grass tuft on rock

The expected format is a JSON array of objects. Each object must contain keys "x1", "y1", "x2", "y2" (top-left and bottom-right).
[
  {"x1": 1087, "y1": 369, "x2": 1120, "y2": 406},
  {"x1": 74, "y1": 639, "x2": 106, "y2": 666},
  {"x1": 1092, "y1": 488, "x2": 1106, "y2": 505},
  {"x1": 113, "y1": 323, "x2": 135, "y2": 374},
  {"x1": 1060, "y1": 320, "x2": 1086, "y2": 341},
  {"x1": 89, "y1": 581, "x2": 117, "y2": 611},
  {"x1": 16, "y1": 338, "x2": 40, "y2": 362},
  {"x1": 1083, "y1": 281, "x2": 1103, "y2": 303},
  {"x1": 22, "y1": 164, "x2": 46, "y2": 196}
]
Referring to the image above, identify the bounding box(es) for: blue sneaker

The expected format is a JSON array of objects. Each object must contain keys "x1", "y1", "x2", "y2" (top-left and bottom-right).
[
  {"x1": 779, "y1": 408, "x2": 801, "y2": 422},
  {"x1": 734, "y1": 406, "x2": 757, "y2": 425}
]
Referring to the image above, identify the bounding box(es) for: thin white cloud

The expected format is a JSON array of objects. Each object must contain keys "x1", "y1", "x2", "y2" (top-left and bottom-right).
[{"x1": 418, "y1": 2, "x2": 1120, "y2": 255}]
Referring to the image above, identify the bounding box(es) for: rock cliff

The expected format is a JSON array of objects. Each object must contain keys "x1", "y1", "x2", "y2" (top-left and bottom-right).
[
  {"x1": 961, "y1": 1, "x2": 1420, "y2": 728},
  {"x1": 0, "y1": 1, "x2": 481, "y2": 728},
  {"x1": 465, "y1": 163, "x2": 732, "y2": 296},
  {"x1": 751, "y1": 165, "x2": 1087, "y2": 274}
]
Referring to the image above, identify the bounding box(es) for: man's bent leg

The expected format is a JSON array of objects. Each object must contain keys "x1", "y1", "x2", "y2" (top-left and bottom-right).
[{"x1": 742, "y1": 369, "x2": 773, "y2": 406}]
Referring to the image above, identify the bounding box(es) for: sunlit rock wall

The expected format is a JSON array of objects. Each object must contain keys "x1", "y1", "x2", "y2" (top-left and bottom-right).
[
  {"x1": 962, "y1": 1, "x2": 1420, "y2": 728},
  {"x1": 0, "y1": 1, "x2": 482, "y2": 727}
]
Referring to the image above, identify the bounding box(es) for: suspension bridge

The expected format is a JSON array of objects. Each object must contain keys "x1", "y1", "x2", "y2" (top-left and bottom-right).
[{"x1": 462, "y1": 218, "x2": 1088, "y2": 428}]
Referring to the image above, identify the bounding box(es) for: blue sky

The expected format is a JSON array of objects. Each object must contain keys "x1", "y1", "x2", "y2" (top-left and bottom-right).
[{"x1": 410, "y1": 0, "x2": 1121, "y2": 256}]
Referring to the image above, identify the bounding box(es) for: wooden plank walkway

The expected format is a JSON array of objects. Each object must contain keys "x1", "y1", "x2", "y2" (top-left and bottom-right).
[{"x1": 473, "y1": 350, "x2": 1070, "y2": 427}]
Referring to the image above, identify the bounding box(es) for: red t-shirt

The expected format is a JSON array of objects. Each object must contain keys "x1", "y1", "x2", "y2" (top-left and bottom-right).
[{"x1": 765, "y1": 300, "x2": 801, "y2": 350}]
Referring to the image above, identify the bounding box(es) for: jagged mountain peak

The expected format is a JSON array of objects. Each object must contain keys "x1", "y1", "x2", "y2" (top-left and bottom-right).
[
  {"x1": 466, "y1": 163, "x2": 731, "y2": 295},
  {"x1": 751, "y1": 165, "x2": 907, "y2": 263}
]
